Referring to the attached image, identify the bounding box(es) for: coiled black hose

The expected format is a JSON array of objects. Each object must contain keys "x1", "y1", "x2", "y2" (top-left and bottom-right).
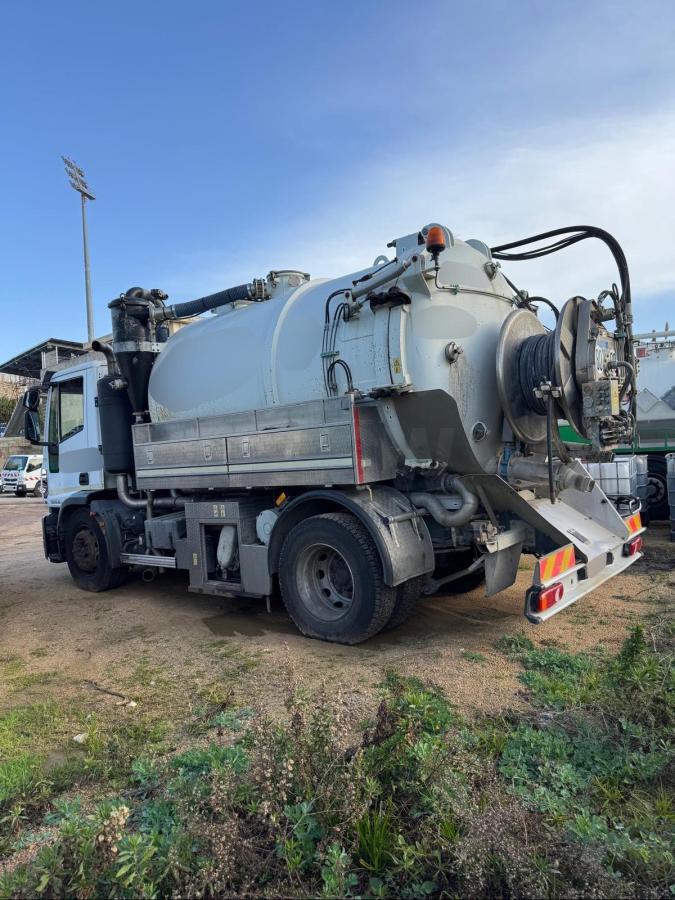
[{"x1": 518, "y1": 331, "x2": 557, "y2": 415}]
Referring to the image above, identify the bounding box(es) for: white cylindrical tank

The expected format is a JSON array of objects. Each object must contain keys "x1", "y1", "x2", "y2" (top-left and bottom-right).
[{"x1": 148, "y1": 228, "x2": 516, "y2": 473}]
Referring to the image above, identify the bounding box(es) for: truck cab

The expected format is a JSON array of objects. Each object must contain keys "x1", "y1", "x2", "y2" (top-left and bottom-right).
[{"x1": 42, "y1": 357, "x2": 107, "y2": 507}]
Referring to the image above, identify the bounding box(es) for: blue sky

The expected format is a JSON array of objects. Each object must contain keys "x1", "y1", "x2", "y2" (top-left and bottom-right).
[{"x1": 1, "y1": 0, "x2": 675, "y2": 360}]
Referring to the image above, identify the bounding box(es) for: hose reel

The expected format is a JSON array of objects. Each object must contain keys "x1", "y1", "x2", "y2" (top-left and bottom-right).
[{"x1": 496, "y1": 297, "x2": 627, "y2": 447}]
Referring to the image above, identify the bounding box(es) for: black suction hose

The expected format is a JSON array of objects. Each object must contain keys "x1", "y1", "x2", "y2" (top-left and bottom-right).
[{"x1": 164, "y1": 283, "x2": 261, "y2": 319}]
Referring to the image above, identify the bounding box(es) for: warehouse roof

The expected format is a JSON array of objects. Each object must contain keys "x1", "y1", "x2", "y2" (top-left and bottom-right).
[{"x1": 0, "y1": 339, "x2": 87, "y2": 379}]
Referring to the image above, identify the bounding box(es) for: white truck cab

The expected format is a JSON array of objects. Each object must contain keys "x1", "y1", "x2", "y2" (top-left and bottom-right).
[
  {"x1": 1, "y1": 453, "x2": 45, "y2": 497},
  {"x1": 43, "y1": 357, "x2": 107, "y2": 507}
]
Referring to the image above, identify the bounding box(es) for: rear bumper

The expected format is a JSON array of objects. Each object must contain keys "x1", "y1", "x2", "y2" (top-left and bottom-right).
[{"x1": 525, "y1": 527, "x2": 646, "y2": 623}]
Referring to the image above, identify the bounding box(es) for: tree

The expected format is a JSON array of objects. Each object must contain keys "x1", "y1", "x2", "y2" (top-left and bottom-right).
[{"x1": 0, "y1": 395, "x2": 16, "y2": 423}]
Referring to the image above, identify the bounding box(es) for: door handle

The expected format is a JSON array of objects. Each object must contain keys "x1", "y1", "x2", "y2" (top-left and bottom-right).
[{"x1": 79, "y1": 473, "x2": 90, "y2": 485}]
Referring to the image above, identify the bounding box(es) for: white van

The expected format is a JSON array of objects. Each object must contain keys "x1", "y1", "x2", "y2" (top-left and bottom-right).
[{"x1": 1, "y1": 454, "x2": 45, "y2": 497}]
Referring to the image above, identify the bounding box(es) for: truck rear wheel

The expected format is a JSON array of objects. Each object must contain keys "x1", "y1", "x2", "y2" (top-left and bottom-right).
[
  {"x1": 385, "y1": 575, "x2": 427, "y2": 631},
  {"x1": 64, "y1": 508, "x2": 127, "y2": 592},
  {"x1": 279, "y1": 512, "x2": 396, "y2": 644},
  {"x1": 646, "y1": 455, "x2": 669, "y2": 521}
]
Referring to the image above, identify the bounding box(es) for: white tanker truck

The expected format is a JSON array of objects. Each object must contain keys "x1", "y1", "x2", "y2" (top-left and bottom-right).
[{"x1": 24, "y1": 223, "x2": 646, "y2": 643}]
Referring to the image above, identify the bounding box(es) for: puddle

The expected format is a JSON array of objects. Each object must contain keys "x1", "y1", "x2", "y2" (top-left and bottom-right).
[{"x1": 203, "y1": 606, "x2": 297, "y2": 638}]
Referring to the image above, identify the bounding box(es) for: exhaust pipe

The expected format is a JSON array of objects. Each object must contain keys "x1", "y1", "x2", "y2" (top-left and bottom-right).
[
  {"x1": 92, "y1": 340, "x2": 118, "y2": 375},
  {"x1": 116, "y1": 474, "x2": 184, "y2": 510}
]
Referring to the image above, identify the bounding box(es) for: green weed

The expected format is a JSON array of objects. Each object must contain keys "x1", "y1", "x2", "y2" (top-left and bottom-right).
[{"x1": 0, "y1": 624, "x2": 672, "y2": 898}]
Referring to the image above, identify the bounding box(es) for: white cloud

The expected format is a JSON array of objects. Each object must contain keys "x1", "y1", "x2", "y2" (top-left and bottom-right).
[{"x1": 162, "y1": 106, "x2": 675, "y2": 332}]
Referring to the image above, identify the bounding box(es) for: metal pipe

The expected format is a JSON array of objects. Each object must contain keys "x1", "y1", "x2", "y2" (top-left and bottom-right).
[
  {"x1": 91, "y1": 340, "x2": 118, "y2": 375},
  {"x1": 507, "y1": 457, "x2": 594, "y2": 493},
  {"x1": 350, "y1": 255, "x2": 414, "y2": 301},
  {"x1": 116, "y1": 474, "x2": 184, "y2": 509},
  {"x1": 410, "y1": 477, "x2": 479, "y2": 528},
  {"x1": 81, "y1": 194, "x2": 94, "y2": 344}
]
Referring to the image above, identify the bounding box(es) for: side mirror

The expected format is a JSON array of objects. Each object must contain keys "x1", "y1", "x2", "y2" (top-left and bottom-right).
[
  {"x1": 23, "y1": 387, "x2": 40, "y2": 411},
  {"x1": 24, "y1": 410, "x2": 44, "y2": 445}
]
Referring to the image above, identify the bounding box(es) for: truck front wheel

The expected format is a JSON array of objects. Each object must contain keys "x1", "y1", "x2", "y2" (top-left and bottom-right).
[
  {"x1": 279, "y1": 512, "x2": 396, "y2": 644},
  {"x1": 64, "y1": 508, "x2": 127, "y2": 592}
]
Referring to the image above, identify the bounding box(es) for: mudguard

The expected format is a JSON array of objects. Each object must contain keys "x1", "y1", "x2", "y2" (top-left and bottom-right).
[{"x1": 268, "y1": 486, "x2": 434, "y2": 587}]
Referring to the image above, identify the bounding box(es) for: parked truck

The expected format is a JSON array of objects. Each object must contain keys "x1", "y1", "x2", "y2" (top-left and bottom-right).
[
  {"x1": 559, "y1": 327, "x2": 675, "y2": 520},
  {"x1": 24, "y1": 223, "x2": 646, "y2": 644}
]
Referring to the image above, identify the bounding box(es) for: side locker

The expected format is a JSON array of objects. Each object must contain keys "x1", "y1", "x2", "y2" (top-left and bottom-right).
[{"x1": 185, "y1": 499, "x2": 272, "y2": 598}]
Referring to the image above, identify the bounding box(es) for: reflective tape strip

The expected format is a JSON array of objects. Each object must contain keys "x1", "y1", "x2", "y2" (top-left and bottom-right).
[
  {"x1": 539, "y1": 544, "x2": 576, "y2": 582},
  {"x1": 352, "y1": 405, "x2": 364, "y2": 484},
  {"x1": 625, "y1": 512, "x2": 642, "y2": 534}
]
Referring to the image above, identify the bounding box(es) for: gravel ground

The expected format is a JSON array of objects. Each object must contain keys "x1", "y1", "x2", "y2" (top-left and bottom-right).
[{"x1": 1, "y1": 495, "x2": 672, "y2": 719}]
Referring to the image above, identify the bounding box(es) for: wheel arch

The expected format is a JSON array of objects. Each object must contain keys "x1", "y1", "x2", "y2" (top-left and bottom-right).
[
  {"x1": 56, "y1": 491, "x2": 132, "y2": 564},
  {"x1": 56, "y1": 490, "x2": 110, "y2": 534},
  {"x1": 268, "y1": 487, "x2": 434, "y2": 587}
]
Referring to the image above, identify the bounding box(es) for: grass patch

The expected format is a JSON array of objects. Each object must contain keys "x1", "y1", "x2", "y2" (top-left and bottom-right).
[
  {"x1": 11, "y1": 672, "x2": 60, "y2": 691},
  {"x1": 1, "y1": 625, "x2": 672, "y2": 897},
  {"x1": 460, "y1": 650, "x2": 486, "y2": 663},
  {"x1": 0, "y1": 655, "x2": 25, "y2": 678}
]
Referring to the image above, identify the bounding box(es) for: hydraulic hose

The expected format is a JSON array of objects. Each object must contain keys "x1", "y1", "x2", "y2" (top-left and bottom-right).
[
  {"x1": 609, "y1": 360, "x2": 635, "y2": 402},
  {"x1": 546, "y1": 393, "x2": 555, "y2": 504},
  {"x1": 410, "y1": 477, "x2": 479, "y2": 528}
]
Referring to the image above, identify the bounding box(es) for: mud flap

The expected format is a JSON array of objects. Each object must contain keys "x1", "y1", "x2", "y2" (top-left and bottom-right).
[{"x1": 482, "y1": 523, "x2": 527, "y2": 597}]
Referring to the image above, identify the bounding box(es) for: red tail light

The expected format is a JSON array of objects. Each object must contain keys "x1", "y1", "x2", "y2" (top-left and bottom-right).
[
  {"x1": 535, "y1": 581, "x2": 564, "y2": 612},
  {"x1": 623, "y1": 536, "x2": 643, "y2": 557}
]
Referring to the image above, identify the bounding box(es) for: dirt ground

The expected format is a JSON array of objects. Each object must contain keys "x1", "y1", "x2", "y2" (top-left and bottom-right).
[{"x1": 1, "y1": 495, "x2": 673, "y2": 719}]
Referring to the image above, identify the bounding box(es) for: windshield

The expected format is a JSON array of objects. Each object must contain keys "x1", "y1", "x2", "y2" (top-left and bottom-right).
[{"x1": 4, "y1": 456, "x2": 28, "y2": 472}]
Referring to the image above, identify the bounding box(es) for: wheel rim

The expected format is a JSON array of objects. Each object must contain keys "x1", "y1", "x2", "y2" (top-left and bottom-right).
[
  {"x1": 647, "y1": 473, "x2": 666, "y2": 508},
  {"x1": 72, "y1": 526, "x2": 100, "y2": 573},
  {"x1": 295, "y1": 542, "x2": 354, "y2": 622}
]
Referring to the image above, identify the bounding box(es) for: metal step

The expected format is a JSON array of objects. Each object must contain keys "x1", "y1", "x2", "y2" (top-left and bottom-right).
[{"x1": 120, "y1": 552, "x2": 177, "y2": 568}]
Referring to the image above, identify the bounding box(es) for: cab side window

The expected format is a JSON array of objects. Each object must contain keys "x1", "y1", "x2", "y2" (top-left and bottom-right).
[
  {"x1": 47, "y1": 385, "x2": 60, "y2": 473},
  {"x1": 47, "y1": 376, "x2": 85, "y2": 474},
  {"x1": 59, "y1": 379, "x2": 84, "y2": 441},
  {"x1": 27, "y1": 460, "x2": 42, "y2": 472}
]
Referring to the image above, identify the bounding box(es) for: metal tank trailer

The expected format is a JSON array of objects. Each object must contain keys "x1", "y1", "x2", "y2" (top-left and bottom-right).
[{"x1": 32, "y1": 223, "x2": 646, "y2": 644}]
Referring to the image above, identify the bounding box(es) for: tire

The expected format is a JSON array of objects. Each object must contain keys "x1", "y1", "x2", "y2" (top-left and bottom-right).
[
  {"x1": 33, "y1": 482, "x2": 44, "y2": 498},
  {"x1": 64, "y1": 508, "x2": 127, "y2": 592},
  {"x1": 646, "y1": 455, "x2": 669, "y2": 522},
  {"x1": 279, "y1": 512, "x2": 396, "y2": 644},
  {"x1": 385, "y1": 575, "x2": 427, "y2": 632}
]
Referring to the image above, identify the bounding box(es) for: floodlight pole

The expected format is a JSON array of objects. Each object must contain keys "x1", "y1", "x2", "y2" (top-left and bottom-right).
[
  {"x1": 80, "y1": 192, "x2": 94, "y2": 344},
  {"x1": 62, "y1": 156, "x2": 96, "y2": 344}
]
